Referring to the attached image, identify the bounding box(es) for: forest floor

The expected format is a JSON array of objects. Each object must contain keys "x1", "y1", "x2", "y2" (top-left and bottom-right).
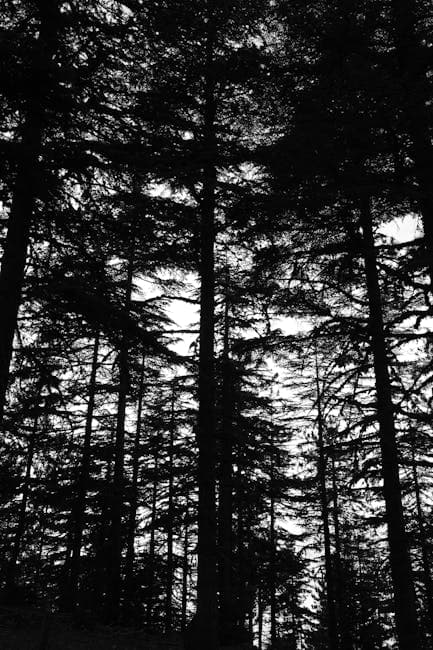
[{"x1": 0, "y1": 606, "x2": 184, "y2": 649}]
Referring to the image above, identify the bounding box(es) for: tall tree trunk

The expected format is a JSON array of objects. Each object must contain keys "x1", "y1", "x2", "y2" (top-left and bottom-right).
[
  {"x1": 257, "y1": 587, "x2": 263, "y2": 650},
  {"x1": 5, "y1": 406, "x2": 39, "y2": 595},
  {"x1": 218, "y1": 295, "x2": 234, "y2": 638},
  {"x1": 146, "y1": 445, "x2": 159, "y2": 628},
  {"x1": 62, "y1": 332, "x2": 100, "y2": 611},
  {"x1": 390, "y1": 0, "x2": 433, "y2": 283},
  {"x1": 92, "y1": 427, "x2": 114, "y2": 616},
  {"x1": 410, "y1": 433, "x2": 433, "y2": 643},
  {"x1": 35, "y1": 505, "x2": 48, "y2": 591},
  {"x1": 359, "y1": 199, "x2": 419, "y2": 648},
  {"x1": 181, "y1": 491, "x2": 190, "y2": 634},
  {"x1": 0, "y1": 1, "x2": 61, "y2": 423},
  {"x1": 124, "y1": 354, "x2": 145, "y2": 615},
  {"x1": 290, "y1": 585, "x2": 299, "y2": 650},
  {"x1": 106, "y1": 250, "x2": 134, "y2": 621},
  {"x1": 269, "y1": 431, "x2": 277, "y2": 648},
  {"x1": 0, "y1": 117, "x2": 41, "y2": 425},
  {"x1": 165, "y1": 382, "x2": 176, "y2": 633},
  {"x1": 315, "y1": 360, "x2": 339, "y2": 650},
  {"x1": 194, "y1": 8, "x2": 218, "y2": 647},
  {"x1": 235, "y1": 444, "x2": 248, "y2": 631},
  {"x1": 248, "y1": 606, "x2": 254, "y2": 639},
  {"x1": 330, "y1": 445, "x2": 346, "y2": 650}
]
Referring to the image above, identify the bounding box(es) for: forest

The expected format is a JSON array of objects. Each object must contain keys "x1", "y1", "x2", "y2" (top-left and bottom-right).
[{"x1": 0, "y1": 1, "x2": 432, "y2": 649}]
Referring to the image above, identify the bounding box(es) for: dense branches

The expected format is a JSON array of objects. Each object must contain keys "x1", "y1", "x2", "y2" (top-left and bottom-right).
[{"x1": 0, "y1": 1, "x2": 432, "y2": 649}]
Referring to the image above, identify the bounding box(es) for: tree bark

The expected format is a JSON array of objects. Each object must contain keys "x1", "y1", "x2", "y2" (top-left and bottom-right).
[
  {"x1": 218, "y1": 295, "x2": 234, "y2": 637},
  {"x1": 146, "y1": 445, "x2": 159, "y2": 628},
  {"x1": 269, "y1": 430, "x2": 277, "y2": 648},
  {"x1": 290, "y1": 585, "x2": 299, "y2": 650},
  {"x1": 0, "y1": 3, "x2": 61, "y2": 425},
  {"x1": 105, "y1": 250, "x2": 134, "y2": 621},
  {"x1": 0, "y1": 118, "x2": 41, "y2": 425},
  {"x1": 315, "y1": 359, "x2": 339, "y2": 650},
  {"x1": 124, "y1": 353, "x2": 145, "y2": 615},
  {"x1": 35, "y1": 505, "x2": 48, "y2": 589},
  {"x1": 360, "y1": 199, "x2": 419, "y2": 648},
  {"x1": 92, "y1": 427, "x2": 114, "y2": 616},
  {"x1": 165, "y1": 382, "x2": 176, "y2": 633},
  {"x1": 194, "y1": 8, "x2": 218, "y2": 647},
  {"x1": 5, "y1": 406, "x2": 39, "y2": 595},
  {"x1": 234, "y1": 444, "x2": 248, "y2": 631},
  {"x1": 390, "y1": 0, "x2": 433, "y2": 283},
  {"x1": 62, "y1": 332, "x2": 100, "y2": 610},
  {"x1": 410, "y1": 433, "x2": 433, "y2": 643},
  {"x1": 330, "y1": 444, "x2": 347, "y2": 650},
  {"x1": 181, "y1": 491, "x2": 190, "y2": 634},
  {"x1": 257, "y1": 587, "x2": 263, "y2": 650}
]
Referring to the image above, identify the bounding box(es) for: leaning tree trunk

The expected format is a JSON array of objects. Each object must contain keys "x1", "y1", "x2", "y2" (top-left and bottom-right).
[
  {"x1": 314, "y1": 361, "x2": 339, "y2": 650},
  {"x1": 193, "y1": 10, "x2": 218, "y2": 649},
  {"x1": 391, "y1": 0, "x2": 433, "y2": 284},
  {"x1": 360, "y1": 198, "x2": 420, "y2": 648},
  {"x1": 105, "y1": 249, "x2": 134, "y2": 622},
  {"x1": 0, "y1": 2, "x2": 61, "y2": 424},
  {"x1": 0, "y1": 117, "x2": 41, "y2": 425},
  {"x1": 62, "y1": 332, "x2": 100, "y2": 611}
]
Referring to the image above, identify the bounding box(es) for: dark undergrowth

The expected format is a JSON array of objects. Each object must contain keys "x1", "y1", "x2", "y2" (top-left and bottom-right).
[{"x1": 0, "y1": 606, "x2": 183, "y2": 650}]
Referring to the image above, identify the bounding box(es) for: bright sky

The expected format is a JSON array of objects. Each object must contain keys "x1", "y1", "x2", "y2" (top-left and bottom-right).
[{"x1": 379, "y1": 212, "x2": 421, "y2": 243}]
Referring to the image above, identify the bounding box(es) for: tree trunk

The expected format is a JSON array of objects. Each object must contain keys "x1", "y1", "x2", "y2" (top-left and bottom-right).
[
  {"x1": 315, "y1": 360, "x2": 339, "y2": 650},
  {"x1": 0, "y1": 4, "x2": 60, "y2": 424},
  {"x1": 181, "y1": 491, "x2": 190, "y2": 634},
  {"x1": 218, "y1": 295, "x2": 234, "y2": 638},
  {"x1": 92, "y1": 427, "x2": 114, "y2": 616},
  {"x1": 235, "y1": 444, "x2": 248, "y2": 631},
  {"x1": 390, "y1": 0, "x2": 433, "y2": 283},
  {"x1": 194, "y1": 9, "x2": 218, "y2": 648},
  {"x1": 330, "y1": 445, "x2": 347, "y2": 650},
  {"x1": 105, "y1": 250, "x2": 134, "y2": 621},
  {"x1": 62, "y1": 332, "x2": 100, "y2": 610},
  {"x1": 165, "y1": 382, "x2": 176, "y2": 633},
  {"x1": 290, "y1": 585, "x2": 299, "y2": 650},
  {"x1": 269, "y1": 431, "x2": 277, "y2": 648},
  {"x1": 35, "y1": 505, "x2": 48, "y2": 589},
  {"x1": 5, "y1": 406, "x2": 39, "y2": 595},
  {"x1": 410, "y1": 433, "x2": 433, "y2": 643},
  {"x1": 146, "y1": 445, "x2": 159, "y2": 628},
  {"x1": 124, "y1": 354, "x2": 145, "y2": 615},
  {"x1": 257, "y1": 587, "x2": 263, "y2": 650},
  {"x1": 248, "y1": 606, "x2": 254, "y2": 639},
  {"x1": 0, "y1": 118, "x2": 41, "y2": 424},
  {"x1": 359, "y1": 198, "x2": 419, "y2": 648}
]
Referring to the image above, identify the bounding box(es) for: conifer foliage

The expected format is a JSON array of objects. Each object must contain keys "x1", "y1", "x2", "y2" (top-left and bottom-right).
[{"x1": 0, "y1": 1, "x2": 432, "y2": 649}]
